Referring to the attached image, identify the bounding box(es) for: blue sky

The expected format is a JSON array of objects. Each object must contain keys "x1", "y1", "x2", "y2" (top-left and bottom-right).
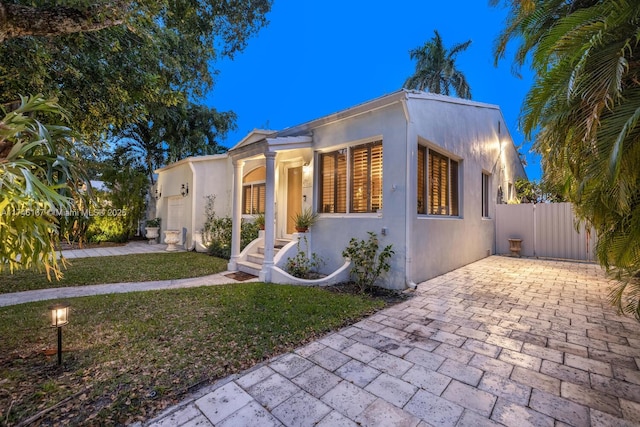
[{"x1": 208, "y1": 0, "x2": 541, "y2": 180}]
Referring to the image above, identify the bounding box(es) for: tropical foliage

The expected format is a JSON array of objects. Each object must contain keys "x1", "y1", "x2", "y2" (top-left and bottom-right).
[
  {"x1": 404, "y1": 30, "x2": 472, "y2": 99},
  {"x1": 513, "y1": 177, "x2": 565, "y2": 204},
  {"x1": 117, "y1": 102, "x2": 235, "y2": 183},
  {"x1": 0, "y1": 95, "x2": 86, "y2": 279},
  {"x1": 0, "y1": 1, "x2": 272, "y2": 142},
  {"x1": 493, "y1": 0, "x2": 640, "y2": 317}
]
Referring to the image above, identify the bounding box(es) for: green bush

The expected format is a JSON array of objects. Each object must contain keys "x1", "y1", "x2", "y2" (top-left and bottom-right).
[
  {"x1": 285, "y1": 238, "x2": 324, "y2": 279},
  {"x1": 342, "y1": 232, "x2": 394, "y2": 293},
  {"x1": 203, "y1": 195, "x2": 259, "y2": 259}
]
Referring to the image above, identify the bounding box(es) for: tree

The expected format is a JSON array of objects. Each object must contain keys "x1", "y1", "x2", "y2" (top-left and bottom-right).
[
  {"x1": 0, "y1": 0, "x2": 271, "y2": 141},
  {"x1": 163, "y1": 103, "x2": 235, "y2": 163},
  {"x1": 493, "y1": 1, "x2": 640, "y2": 318},
  {"x1": 0, "y1": 95, "x2": 85, "y2": 279},
  {"x1": 404, "y1": 30, "x2": 472, "y2": 99},
  {"x1": 118, "y1": 102, "x2": 235, "y2": 183},
  {"x1": 514, "y1": 177, "x2": 565, "y2": 204}
]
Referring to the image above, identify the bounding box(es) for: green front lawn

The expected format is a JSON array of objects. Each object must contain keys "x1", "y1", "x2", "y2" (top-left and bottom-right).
[
  {"x1": 0, "y1": 284, "x2": 385, "y2": 425},
  {"x1": 1, "y1": 252, "x2": 228, "y2": 294}
]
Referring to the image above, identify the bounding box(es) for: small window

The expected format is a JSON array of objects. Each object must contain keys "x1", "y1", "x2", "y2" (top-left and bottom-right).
[
  {"x1": 418, "y1": 145, "x2": 459, "y2": 216},
  {"x1": 242, "y1": 167, "x2": 266, "y2": 214},
  {"x1": 482, "y1": 173, "x2": 490, "y2": 218}
]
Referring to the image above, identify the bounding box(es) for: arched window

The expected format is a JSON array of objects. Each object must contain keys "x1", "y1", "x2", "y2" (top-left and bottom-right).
[{"x1": 243, "y1": 167, "x2": 266, "y2": 214}]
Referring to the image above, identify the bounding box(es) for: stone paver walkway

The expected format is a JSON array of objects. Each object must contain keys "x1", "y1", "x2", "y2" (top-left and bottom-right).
[{"x1": 146, "y1": 256, "x2": 640, "y2": 427}]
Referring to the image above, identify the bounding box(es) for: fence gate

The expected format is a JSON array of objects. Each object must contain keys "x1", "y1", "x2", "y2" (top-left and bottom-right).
[{"x1": 495, "y1": 202, "x2": 596, "y2": 261}]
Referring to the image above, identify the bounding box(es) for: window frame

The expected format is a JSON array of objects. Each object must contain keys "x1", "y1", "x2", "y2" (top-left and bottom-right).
[
  {"x1": 318, "y1": 139, "x2": 383, "y2": 215},
  {"x1": 482, "y1": 172, "x2": 490, "y2": 218},
  {"x1": 242, "y1": 182, "x2": 265, "y2": 215},
  {"x1": 417, "y1": 144, "x2": 461, "y2": 217}
]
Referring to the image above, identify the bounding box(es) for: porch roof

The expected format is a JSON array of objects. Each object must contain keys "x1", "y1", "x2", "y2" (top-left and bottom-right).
[{"x1": 228, "y1": 134, "x2": 312, "y2": 160}]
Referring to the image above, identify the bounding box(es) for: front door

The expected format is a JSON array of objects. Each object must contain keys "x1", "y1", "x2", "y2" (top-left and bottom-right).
[{"x1": 286, "y1": 166, "x2": 302, "y2": 235}]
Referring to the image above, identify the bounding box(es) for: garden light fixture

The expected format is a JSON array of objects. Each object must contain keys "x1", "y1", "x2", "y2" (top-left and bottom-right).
[
  {"x1": 48, "y1": 302, "x2": 69, "y2": 366},
  {"x1": 181, "y1": 182, "x2": 189, "y2": 197}
]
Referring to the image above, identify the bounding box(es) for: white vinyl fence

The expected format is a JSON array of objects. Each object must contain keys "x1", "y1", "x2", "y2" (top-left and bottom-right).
[{"x1": 496, "y1": 203, "x2": 596, "y2": 261}]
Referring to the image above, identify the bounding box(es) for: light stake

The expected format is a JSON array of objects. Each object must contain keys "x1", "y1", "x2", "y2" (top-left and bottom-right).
[{"x1": 48, "y1": 302, "x2": 69, "y2": 366}]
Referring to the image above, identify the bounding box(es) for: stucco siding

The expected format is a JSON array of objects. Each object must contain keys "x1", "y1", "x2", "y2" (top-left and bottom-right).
[
  {"x1": 155, "y1": 162, "x2": 192, "y2": 242},
  {"x1": 407, "y1": 97, "x2": 525, "y2": 283},
  {"x1": 156, "y1": 155, "x2": 231, "y2": 249},
  {"x1": 311, "y1": 102, "x2": 408, "y2": 290}
]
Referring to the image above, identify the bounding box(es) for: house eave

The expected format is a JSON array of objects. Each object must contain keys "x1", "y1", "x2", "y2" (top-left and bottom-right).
[
  {"x1": 229, "y1": 136, "x2": 313, "y2": 160},
  {"x1": 154, "y1": 153, "x2": 229, "y2": 174}
]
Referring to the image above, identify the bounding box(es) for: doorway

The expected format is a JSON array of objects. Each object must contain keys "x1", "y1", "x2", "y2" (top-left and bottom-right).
[{"x1": 286, "y1": 166, "x2": 303, "y2": 235}]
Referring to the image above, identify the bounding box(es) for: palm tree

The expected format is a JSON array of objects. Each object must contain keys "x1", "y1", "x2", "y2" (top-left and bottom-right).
[
  {"x1": 492, "y1": 0, "x2": 640, "y2": 318},
  {"x1": 404, "y1": 30, "x2": 472, "y2": 99}
]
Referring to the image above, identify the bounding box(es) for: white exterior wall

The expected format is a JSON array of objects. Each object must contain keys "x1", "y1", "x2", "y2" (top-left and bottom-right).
[
  {"x1": 192, "y1": 156, "x2": 232, "y2": 231},
  {"x1": 406, "y1": 97, "x2": 525, "y2": 284},
  {"x1": 155, "y1": 162, "x2": 192, "y2": 246},
  {"x1": 156, "y1": 155, "x2": 231, "y2": 249},
  {"x1": 311, "y1": 103, "x2": 408, "y2": 290}
]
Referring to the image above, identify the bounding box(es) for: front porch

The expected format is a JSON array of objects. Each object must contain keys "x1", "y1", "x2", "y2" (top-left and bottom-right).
[{"x1": 226, "y1": 131, "x2": 315, "y2": 282}]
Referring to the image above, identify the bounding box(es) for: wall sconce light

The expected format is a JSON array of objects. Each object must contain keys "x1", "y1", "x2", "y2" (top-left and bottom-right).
[
  {"x1": 181, "y1": 183, "x2": 189, "y2": 197},
  {"x1": 48, "y1": 302, "x2": 69, "y2": 366},
  {"x1": 155, "y1": 185, "x2": 162, "y2": 200}
]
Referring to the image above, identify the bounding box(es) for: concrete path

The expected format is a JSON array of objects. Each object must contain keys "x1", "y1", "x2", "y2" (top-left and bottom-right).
[
  {"x1": 58, "y1": 240, "x2": 169, "y2": 259},
  {"x1": 146, "y1": 256, "x2": 640, "y2": 427},
  {"x1": 0, "y1": 241, "x2": 255, "y2": 307}
]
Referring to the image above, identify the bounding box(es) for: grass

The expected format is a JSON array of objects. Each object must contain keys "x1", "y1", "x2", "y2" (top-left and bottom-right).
[
  {"x1": 0, "y1": 284, "x2": 385, "y2": 425},
  {"x1": 0, "y1": 252, "x2": 228, "y2": 294}
]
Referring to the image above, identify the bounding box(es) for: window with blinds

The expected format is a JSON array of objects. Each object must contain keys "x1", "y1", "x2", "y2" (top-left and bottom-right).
[
  {"x1": 319, "y1": 150, "x2": 347, "y2": 213},
  {"x1": 319, "y1": 140, "x2": 383, "y2": 214},
  {"x1": 351, "y1": 142, "x2": 383, "y2": 213},
  {"x1": 242, "y1": 166, "x2": 266, "y2": 214},
  {"x1": 242, "y1": 183, "x2": 265, "y2": 214},
  {"x1": 417, "y1": 145, "x2": 459, "y2": 216}
]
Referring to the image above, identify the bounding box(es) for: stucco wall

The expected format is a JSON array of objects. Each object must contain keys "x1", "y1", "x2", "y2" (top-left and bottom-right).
[
  {"x1": 407, "y1": 97, "x2": 526, "y2": 284},
  {"x1": 155, "y1": 162, "x2": 192, "y2": 243},
  {"x1": 192, "y1": 156, "x2": 232, "y2": 233},
  {"x1": 310, "y1": 102, "x2": 408, "y2": 290},
  {"x1": 156, "y1": 155, "x2": 231, "y2": 249}
]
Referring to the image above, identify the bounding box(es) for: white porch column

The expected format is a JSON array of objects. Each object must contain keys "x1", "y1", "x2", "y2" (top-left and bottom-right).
[
  {"x1": 228, "y1": 160, "x2": 244, "y2": 271},
  {"x1": 260, "y1": 151, "x2": 276, "y2": 282}
]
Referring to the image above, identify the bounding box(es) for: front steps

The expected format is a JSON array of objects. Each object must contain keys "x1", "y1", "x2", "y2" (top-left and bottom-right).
[{"x1": 237, "y1": 238, "x2": 291, "y2": 277}]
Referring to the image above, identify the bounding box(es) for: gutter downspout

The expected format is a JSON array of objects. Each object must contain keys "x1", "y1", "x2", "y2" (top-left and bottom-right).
[
  {"x1": 188, "y1": 162, "x2": 197, "y2": 250},
  {"x1": 401, "y1": 96, "x2": 417, "y2": 290}
]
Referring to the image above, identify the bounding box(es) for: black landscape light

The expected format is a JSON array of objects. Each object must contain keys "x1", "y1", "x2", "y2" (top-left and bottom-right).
[{"x1": 48, "y1": 302, "x2": 69, "y2": 366}]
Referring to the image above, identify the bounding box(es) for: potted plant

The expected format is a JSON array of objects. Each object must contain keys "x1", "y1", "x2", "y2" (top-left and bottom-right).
[
  {"x1": 292, "y1": 208, "x2": 318, "y2": 232},
  {"x1": 254, "y1": 213, "x2": 265, "y2": 230},
  {"x1": 145, "y1": 218, "x2": 161, "y2": 244}
]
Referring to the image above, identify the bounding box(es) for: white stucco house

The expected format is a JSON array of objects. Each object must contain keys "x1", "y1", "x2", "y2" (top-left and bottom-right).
[{"x1": 154, "y1": 90, "x2": 525, "y2": 289}]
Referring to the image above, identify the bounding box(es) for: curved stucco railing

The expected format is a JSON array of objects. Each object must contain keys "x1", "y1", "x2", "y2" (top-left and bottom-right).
[{"x1": 270, "y1": 259, "x2": 352, "y2": 286}]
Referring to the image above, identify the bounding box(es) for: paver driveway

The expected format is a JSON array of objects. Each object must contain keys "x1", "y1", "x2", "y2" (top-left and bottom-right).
[{"x1": 147, "y1": 256, "x2": 640, "y2": 426}]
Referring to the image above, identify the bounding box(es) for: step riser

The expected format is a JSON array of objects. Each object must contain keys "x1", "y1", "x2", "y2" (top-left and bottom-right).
[
  {"x1": 247, "y1": 254, "x2": 264, "y2": 264},
  {"x1": 257, "y1": 246, "x2": 281, "y2": 255},
  {"x1": 237, "y1": 261, "x2": 261, "y2": 277}
]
